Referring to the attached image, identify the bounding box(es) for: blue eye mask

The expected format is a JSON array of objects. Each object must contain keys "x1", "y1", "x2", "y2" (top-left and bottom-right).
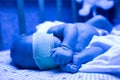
[{"x1": 33, "y1": 32, "x2": 58, "y2": 70}]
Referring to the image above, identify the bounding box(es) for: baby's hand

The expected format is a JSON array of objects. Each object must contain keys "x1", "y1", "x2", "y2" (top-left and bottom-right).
[
  {"x1": 60, "y1": 54, "x2": 82, "y2": 73},
  {"x1": 50, "y1": 46, "x2": 73, "y2": 65}
]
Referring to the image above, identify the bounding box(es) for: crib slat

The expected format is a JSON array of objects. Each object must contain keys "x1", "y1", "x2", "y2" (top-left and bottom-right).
[
  {"x1": 38, "y1": 0, "x2": 45, "y2": 23},
  {"x1": 115, "y1": 0, "x2": 120, "y2": 24},
  {"x1": 71, "y1": 0, "x2": 77, "y2": 22},
  {"x1": 0, "y1": 19, "x2": 2, "y2": 50},
  {"x1": 56, "y1": 0, "x2": 62, "y2": 20},
  {"x1": 17, "y1": 0, "x2": 26, "y2": 34}
]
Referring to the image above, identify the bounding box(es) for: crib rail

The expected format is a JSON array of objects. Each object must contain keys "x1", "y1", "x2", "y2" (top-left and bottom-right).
[
  {"x1": 17, "y1": 0, "x2": 77, "y2": 34},
  {"x1": 0, "y1": 0, "x2": 77, "y2": 50}
]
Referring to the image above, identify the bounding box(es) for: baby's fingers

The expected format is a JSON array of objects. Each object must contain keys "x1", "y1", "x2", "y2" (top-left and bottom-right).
[{"x1": 60, "y1": 64, "x2": 72, "y2": 72}]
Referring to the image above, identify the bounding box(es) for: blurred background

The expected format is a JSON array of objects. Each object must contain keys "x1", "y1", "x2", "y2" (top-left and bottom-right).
[{"x1": 0, "y1": 0, "x2": 119, "y2": 51}]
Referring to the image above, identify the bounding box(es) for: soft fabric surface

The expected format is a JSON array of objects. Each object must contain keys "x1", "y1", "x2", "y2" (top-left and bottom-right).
[
  {"x1": 80, "y1": 44, "x2": 120, "y2": 73},
  {"x1": 79, "y1": 26, "x2": 120, "y2": 73},
  {"x1": 36, "y1": 21, "x2": 64, "y2": 33},
  {"x1": 0, "y1": 50, "x2": 120, "y2": 80}
]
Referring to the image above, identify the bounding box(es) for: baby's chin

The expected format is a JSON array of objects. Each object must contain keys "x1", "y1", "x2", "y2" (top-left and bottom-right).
[{"x1": 53, "y1": 36, "x2": 61, "y2": 48}]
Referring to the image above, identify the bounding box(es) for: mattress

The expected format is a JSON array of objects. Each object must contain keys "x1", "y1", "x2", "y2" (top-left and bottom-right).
[{"x1": 0, "y1": 50, "x2": 120, "y2": 80}]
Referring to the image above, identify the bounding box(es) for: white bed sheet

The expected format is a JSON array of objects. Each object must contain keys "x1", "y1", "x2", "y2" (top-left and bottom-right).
[{"x1": 0, "y1": 50, "x2": 120, "y2": 80}]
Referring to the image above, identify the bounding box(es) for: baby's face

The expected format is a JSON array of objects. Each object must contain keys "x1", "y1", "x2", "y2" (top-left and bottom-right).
[{"x1": 53, "y1": 36, "x2": 61, "y2": 48}]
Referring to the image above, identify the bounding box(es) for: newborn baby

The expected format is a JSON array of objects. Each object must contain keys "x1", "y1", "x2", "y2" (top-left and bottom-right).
[{"x1": 10, "y1": 15, "x2": 113, "y2": 73}]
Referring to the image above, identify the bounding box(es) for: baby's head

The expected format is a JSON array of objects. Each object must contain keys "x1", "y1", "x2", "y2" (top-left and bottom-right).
[
  {"x1": 10, "y1": 34, "x2": 37, "y2": 69},
  {"x1": 10, "y1": 33, "x2": 61, "y2": 69}
]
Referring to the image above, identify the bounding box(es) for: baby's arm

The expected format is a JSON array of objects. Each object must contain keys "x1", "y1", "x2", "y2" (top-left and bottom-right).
[
  {"x1": 75, "y1": 42, "x2": 111, "y2": 64},
  {"x1": 48, "y1": 24, "x2": 78, "y2": 65},
  {"x1": 61, "y1": 24, "x2": 78, "y2": 49},
  {"x1": 60, "y1": 42, "x2": 111, "y2": 73}
]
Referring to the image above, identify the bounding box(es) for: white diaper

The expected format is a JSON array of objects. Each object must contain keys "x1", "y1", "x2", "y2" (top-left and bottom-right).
[
  {"x1": 33, "y1": 32, "x2": 58, "y2": 69},
  {"x1": 32, "y1": 21, "x2": 64, "y2": 69}
]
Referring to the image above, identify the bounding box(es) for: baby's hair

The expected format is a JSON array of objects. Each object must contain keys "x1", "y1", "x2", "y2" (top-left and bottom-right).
[{"x1": 10, "y1": 34, "x2": 38, "y2": 69}]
